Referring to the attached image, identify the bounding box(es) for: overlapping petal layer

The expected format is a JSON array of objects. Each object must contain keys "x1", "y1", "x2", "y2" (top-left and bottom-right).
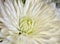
[{"x1": 0, "y1": 0, "x2": 60, "y2": 44}]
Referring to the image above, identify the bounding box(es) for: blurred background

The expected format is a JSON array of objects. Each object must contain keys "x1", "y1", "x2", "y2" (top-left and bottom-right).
[{"x1": 52, "y1": 0, "x2": 60, "y2": 8}]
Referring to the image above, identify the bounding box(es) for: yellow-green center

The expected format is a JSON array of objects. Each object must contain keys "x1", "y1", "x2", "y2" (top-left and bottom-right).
[{"x1": 19, "y1": 17, "x2": 33, "y2": 34}]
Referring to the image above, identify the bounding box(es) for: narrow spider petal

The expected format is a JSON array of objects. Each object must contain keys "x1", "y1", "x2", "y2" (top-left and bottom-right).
[
  {"x1": 14, "y1": 0, "x2": 20, "y2": 21},
  {"x1": 4, "y1": 4, "x2": 18, "y2": 28},
  {"x1": 5, "y1": 0, "x2": 17, "y2": 20},
  {"x1": 18, "y1": 0, "x2": 23, "y2": 15},
  {"x1": 24, "y1": 0, "x2": 31, "y2": 15},
  {"x1": 0, "y1": 18, "x2": 18, "y2": 33}
]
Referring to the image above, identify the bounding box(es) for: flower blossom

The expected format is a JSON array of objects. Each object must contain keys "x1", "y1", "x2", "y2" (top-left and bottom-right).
[{"x1": 0, "y1": 0, "x2": 60, "y2": 44}]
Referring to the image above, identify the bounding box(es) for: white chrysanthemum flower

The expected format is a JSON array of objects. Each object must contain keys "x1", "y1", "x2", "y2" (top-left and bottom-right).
[{"x1": 0, "y1": 0, "x2": 60, "y2": 44}]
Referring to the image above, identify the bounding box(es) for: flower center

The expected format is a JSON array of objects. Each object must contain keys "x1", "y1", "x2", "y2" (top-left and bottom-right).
[{"x1": 19, "y1": 17, "x2": 33, "y2": 35}]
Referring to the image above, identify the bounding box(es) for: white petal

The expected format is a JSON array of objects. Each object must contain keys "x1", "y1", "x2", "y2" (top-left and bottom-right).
[
  {"x1": 0, "y1": 18, "x2": 18, "y2": 33},
  {"x1": 18, "y1": 0, "x2": 23, "y2": 14},
  {"x1": 5, "y1": 0, "x2": 17, "y2": 20}
]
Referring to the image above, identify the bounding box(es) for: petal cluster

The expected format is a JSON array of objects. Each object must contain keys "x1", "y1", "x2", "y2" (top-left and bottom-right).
[{"x1": 0, "y1": 0, "x2": 60, "y2": 44}]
